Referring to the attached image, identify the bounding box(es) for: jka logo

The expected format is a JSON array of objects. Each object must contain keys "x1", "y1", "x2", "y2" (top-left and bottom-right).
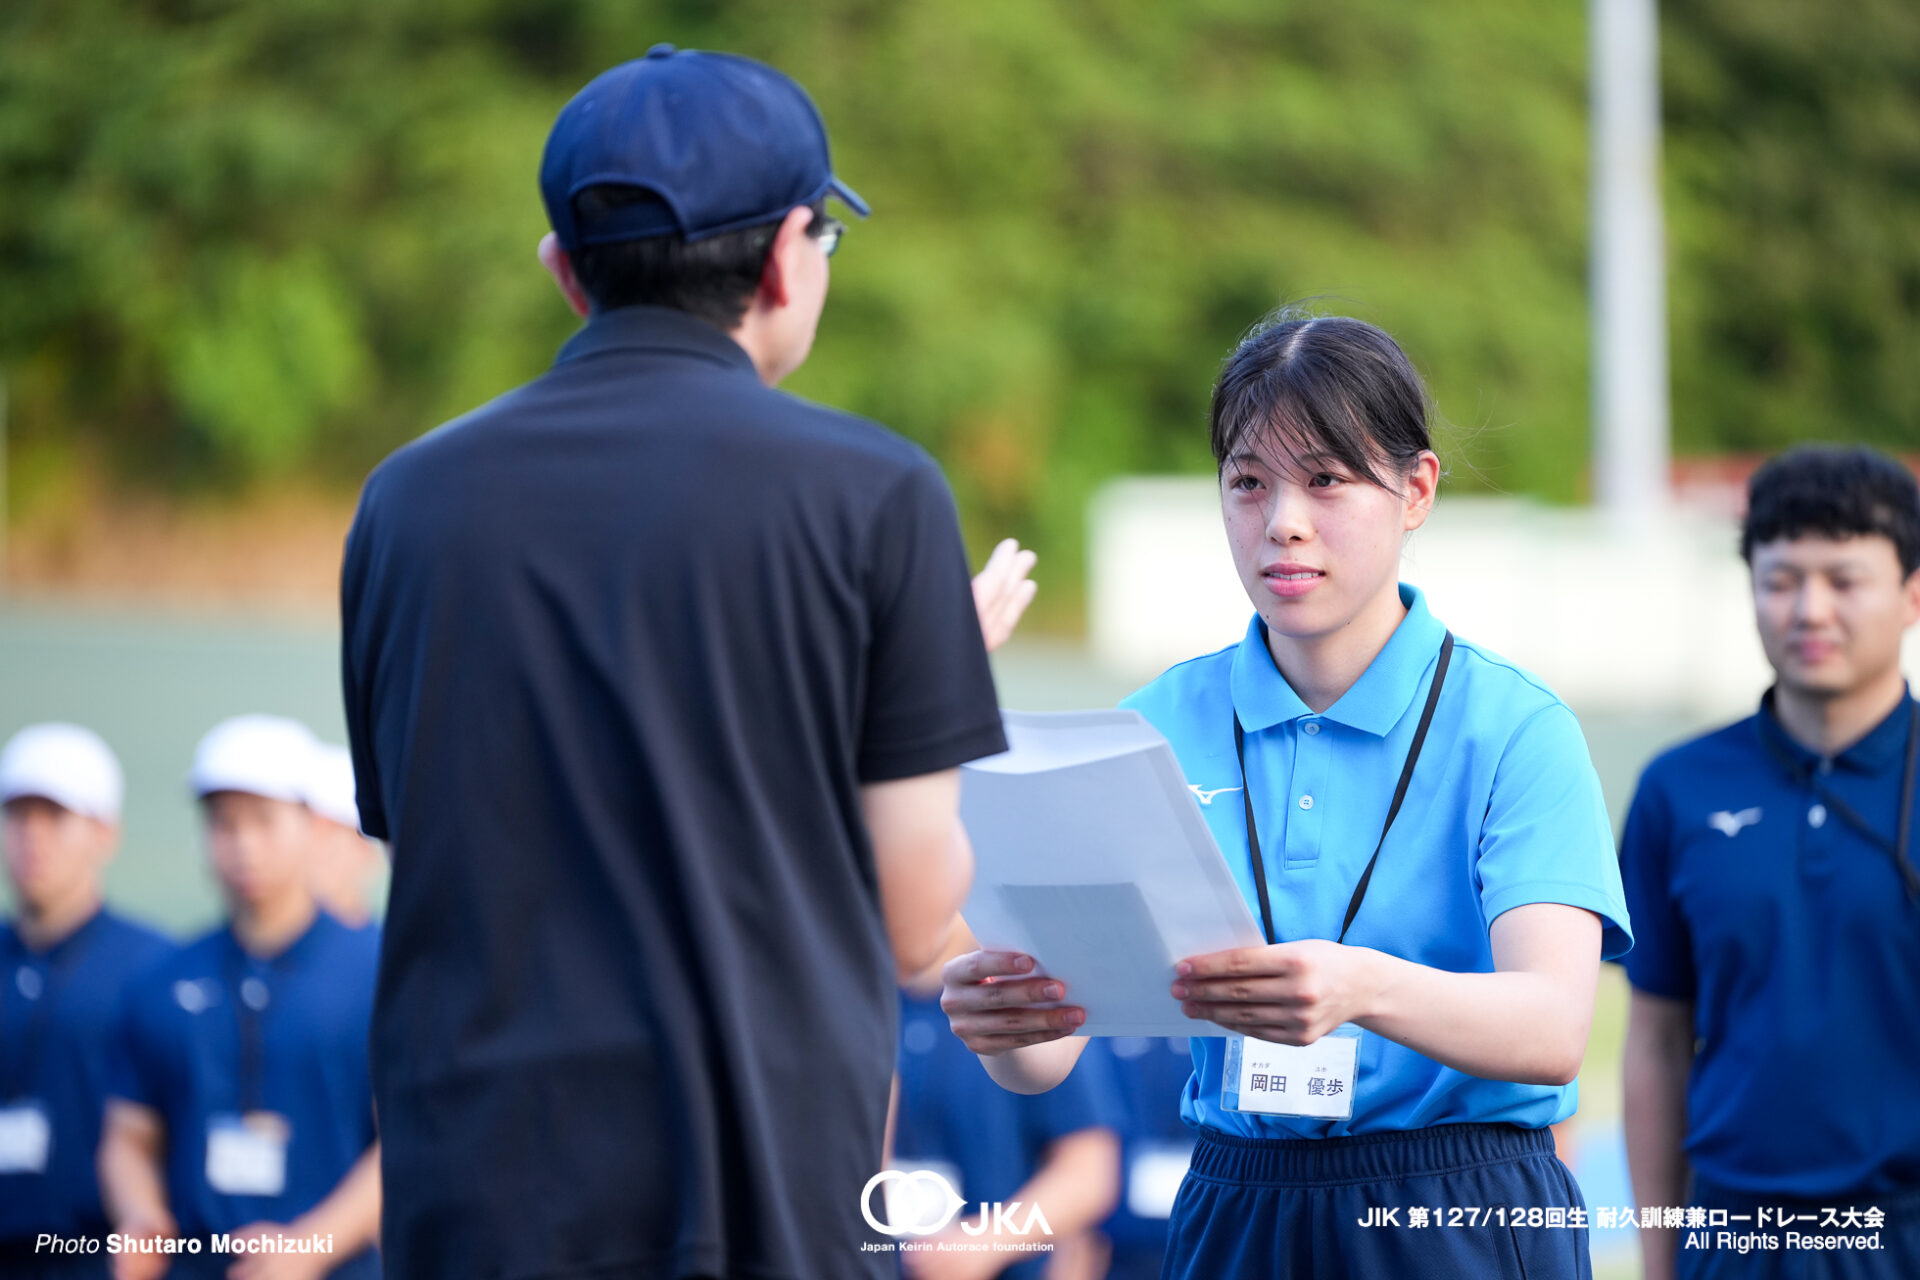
[{"x1": 861, "y1": 1167, "x2": 1053, "y2": 1238}]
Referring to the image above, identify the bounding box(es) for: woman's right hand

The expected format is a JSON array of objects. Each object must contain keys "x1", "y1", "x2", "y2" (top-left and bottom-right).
[{"x1": 938, "y1": 949, "x2": 1086, "y2": 1054}]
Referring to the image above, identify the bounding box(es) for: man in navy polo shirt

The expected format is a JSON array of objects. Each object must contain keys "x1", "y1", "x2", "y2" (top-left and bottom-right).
[
  {"x1": 99, "y1": 717, "x2": 380, "y2": 1280},
  {"x1": 1, "y1": 724, "x2": 173, "y2": 1278},
  {"x1": 1622, "y1": 446, "x2": 1920, "y2": 1279},
  {"x1": 891, "y1": 963, "x2": 1121, "y2": 1279},
  {"x1": 1082, "y1": 1036, "x2": 1198, "y2": 1280},
  {"x1": 341, "y1": 47, "x2": 1020, "y2": 1280}
]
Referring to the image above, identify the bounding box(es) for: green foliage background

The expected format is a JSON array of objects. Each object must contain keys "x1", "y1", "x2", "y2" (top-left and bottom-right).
[{"x1": 2, "y1": 0, "x2": 1916, "y2": 620}]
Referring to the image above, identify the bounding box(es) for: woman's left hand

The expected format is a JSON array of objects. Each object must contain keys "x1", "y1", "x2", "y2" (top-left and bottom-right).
[
  {"x1": 971, "y1": 537, "x2": 1038, "y2": 652},
  {"x1": 1171, "y1": 940, "x2": 1385, "y2": 1045}
]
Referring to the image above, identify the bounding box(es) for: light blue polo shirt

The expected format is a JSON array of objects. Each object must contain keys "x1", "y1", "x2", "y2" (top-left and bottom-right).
[{"x1": 1120, "y1": 585, "x2": 1631, "y2": 1140}]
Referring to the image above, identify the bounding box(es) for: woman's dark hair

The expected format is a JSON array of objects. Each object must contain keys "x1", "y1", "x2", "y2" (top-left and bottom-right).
[
  {"x1": 1741, "y1": 445, "x2": 1920, "y2": 576},
  {"x1": 567, "y1": 186, "x2": 827, "y2": 328},
  {"x1": 1210, "y1": 308, "x2": 1435, "y2": 488}
]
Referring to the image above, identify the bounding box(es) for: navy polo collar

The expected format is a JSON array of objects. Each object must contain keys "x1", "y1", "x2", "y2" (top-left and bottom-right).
[
  {"x1": 555, "y1": 304, "x2": 757, "y2": 374},
  {"x1": 1230, "y1": 584, "x2": 1449, "y2": 736},
  {"x1": 1, "y1": 905, "x2": 107, "y2": 961},
  {"x1": 1756, "y1": 685, "x2": 1915, "y2": 776},
  {"x1": 224, "y1": 910, "x2": 332, "y2": 968}
]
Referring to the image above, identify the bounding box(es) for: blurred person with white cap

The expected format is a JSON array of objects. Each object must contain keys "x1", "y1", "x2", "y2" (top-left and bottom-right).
[
  {"x1": 300, "y1": 746, "x2": 382, "y2": 931},
  {"x1": 97, "y1": 716, "x2": 380, "y2": 1280},
  {"x1": 1, "y1": 724, "x2": 174, "y2": 1277}
]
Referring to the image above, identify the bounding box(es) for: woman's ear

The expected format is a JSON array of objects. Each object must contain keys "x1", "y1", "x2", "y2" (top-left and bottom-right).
[{"x1": 1402, "y1": 450, "x2": 1441, "y2": 532}]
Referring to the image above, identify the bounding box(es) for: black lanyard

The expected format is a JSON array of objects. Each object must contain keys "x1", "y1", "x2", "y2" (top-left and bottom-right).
[
  {"x1": 224, "y1": 944, "x2": 269, "y2": 1115},
  {"x1": 1233, "y1": 632, "x2": 1454, "y2": 946},
  {"x1": 1756, "y1": 694, "x2": 1920, "y2": 902},
  {"x1": 0, "y1": 924, "x2": 92, "y2": 1101}
]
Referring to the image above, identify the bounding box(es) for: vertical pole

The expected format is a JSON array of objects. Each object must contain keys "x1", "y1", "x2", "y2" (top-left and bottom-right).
[
  {"x1": 0, "y1": 373, "x2": 9, "y2": 592},
  {"x1": 1591, "y1": 0, "x2": 1672, "y2": 521}
]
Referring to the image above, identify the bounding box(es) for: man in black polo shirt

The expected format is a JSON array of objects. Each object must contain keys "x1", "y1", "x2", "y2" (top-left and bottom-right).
[{"x1": 341, "y1": 47, "x2": 1019, "y2": 1280}]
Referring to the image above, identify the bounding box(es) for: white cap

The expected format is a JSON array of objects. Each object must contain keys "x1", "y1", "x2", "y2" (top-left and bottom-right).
[
  {"x1": 0, "y1": 723, "x2": 125, "y2": 822},
  {"x1": 190, "y1": 715, "x2": 319, "y2": 804},
  {"x1": 303, "y1": 743, "x2": 362, "y2": 832}
]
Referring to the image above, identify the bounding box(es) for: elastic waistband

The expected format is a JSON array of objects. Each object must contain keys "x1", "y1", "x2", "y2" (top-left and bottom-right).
[
  {"x1": 1692, "y1": 1177, "x2": 1920, "y2": 1219},
  {"x1": 1189, "y1": 1121, "x2": 1556, "y2": 1189}
]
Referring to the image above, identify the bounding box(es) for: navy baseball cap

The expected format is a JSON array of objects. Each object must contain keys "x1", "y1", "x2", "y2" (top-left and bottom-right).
[{"x1": 541, "y1": 44, "x2": 870, "y2": 250}]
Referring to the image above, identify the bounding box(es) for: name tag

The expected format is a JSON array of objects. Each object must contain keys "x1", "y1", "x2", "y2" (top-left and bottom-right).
[
  {"x1": 206, "y1": 1112, "x2": 290, "y2": 1196},
  {"x1": 1125, "y1": 1140, "x2": 1193, "y2": 1219},
  {"x1": 0, "y1": 1101, "x2": 52, "y2": 1174},
  {"x1": 1221, "y1": 1025, "x2": 1360, "y2": 1119}
]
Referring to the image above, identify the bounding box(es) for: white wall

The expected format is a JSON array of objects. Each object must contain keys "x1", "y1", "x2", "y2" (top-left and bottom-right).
[{"x1": 1087, "y1": 479, "x2": 1920, "y2": 718}]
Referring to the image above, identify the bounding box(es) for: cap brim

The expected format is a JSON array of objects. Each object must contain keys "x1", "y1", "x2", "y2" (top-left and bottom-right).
[
  {"x1": 2, "y1": 782, "x2": 114, "y2": 822},
  {"x1": 828, "y1": 177, "x2": 870, "y2": 219},
  {"x1": 189, "y1": 774, "x2": 309, "y2": 805}
]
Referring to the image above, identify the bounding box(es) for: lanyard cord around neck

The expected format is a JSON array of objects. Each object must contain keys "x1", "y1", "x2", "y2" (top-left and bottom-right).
[
  {"x1": 0, "y1": 922, "x2": 93, "y2": 1100},
  {"x1": 1232, "y1": 632, "x2": 1455, "y2": 946},
  {"x1": 1757, "y1": 696, "x2": 1920, "y2": 902},
  {"x1": 224, "y1": 943, "x2": 268, "y2": 1114}
]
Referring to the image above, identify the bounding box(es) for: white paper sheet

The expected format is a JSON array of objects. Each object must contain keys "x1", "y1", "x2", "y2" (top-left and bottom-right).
[{"x1": 958, "y1": 710, "x2": 1266, "y2": 1036}]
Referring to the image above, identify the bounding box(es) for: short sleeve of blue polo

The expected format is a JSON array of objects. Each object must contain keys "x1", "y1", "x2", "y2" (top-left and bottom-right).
[
  {"x1": 1617, "y1": 762, "x2": 1694, "y2": 1000},
  {"x1": 1120, "y1": 585, "x2": 1631, "y2": 1140},
  {"x1": 109, "y1": 976, "x2": 170, "y2": 1110}
]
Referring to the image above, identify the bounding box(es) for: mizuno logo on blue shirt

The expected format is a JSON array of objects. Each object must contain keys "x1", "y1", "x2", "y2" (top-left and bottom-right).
[{"x1": 1707, "y1": 807, "x2": 1763, "y2": 837}]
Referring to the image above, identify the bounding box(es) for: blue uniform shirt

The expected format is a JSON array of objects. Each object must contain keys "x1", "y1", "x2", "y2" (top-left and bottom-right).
[
  {"x1": 1121, "y1": 586, "x2": 1632, "y2": 1140},
  {"x1": 110, "y1": 913, "x2": 380, "y2": 1277},
  {"x1": 894, "y1": 989, "x2": 1123, "y2": 1280},
  {"x1": 1621, "y1": 693, "x2": 1920, "y2": 1198},
  {"x1": 0, "y1": 909, "x2": 174, "y2": 1244}
]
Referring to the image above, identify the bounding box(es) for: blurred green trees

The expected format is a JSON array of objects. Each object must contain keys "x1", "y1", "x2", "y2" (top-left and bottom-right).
[
  {"x1": 1663, "y1": 0, "x2": 1920, "y2": 457},
  {"x1": 1, "y1": 0, "x2": 1915, "y2": 615}
]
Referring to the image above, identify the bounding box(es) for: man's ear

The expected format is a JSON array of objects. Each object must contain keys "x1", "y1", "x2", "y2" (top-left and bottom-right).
[
  {"x1": 538, "y1": 232, "x2": 592, "y2": 319},
  {"x1": 753, "y1": 206, "x2": 819, "y2": 313},
  {"x1": 1903, "y1": 564, "x2": 1920, "y2": 629},
  {"x1": 94, "y1": 817, "x2": 123, "y2": 869}
]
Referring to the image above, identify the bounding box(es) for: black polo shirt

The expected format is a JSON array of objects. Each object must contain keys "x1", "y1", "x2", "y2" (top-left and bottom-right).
[{"x1": 341, "y1": 306, "x2": 1007, "y2": 1280}]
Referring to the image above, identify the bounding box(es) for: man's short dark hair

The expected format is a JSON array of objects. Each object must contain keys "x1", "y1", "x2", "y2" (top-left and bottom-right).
[
  {"x1": 1742, "y1": 445, "x2": 1920, "y2": 576},
  {"x1": 567, "y1": 186, "x2": 824, "y2": 328}
]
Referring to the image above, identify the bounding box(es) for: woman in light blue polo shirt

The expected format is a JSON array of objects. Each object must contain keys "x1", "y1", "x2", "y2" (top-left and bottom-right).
[{"x1": 942, "y1": 310, "x2": 1631, "y2": 1280}]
